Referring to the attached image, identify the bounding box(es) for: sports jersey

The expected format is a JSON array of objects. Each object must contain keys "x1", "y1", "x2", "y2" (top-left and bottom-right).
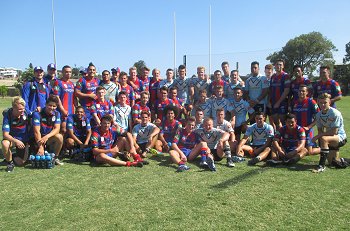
[
  {"x1": 210, "y1": 97, "x2": 232, "y2": 121},
  {"x1": 114, "y1": 104, "x2": 132, "y2": 130},
  {"x1": 52, "y1": 79, "x2": 75, "y2": 115},
  {"x1": 160, "y1": 119, "x2": 182, "y2": 143},
  {"x1": 208, "y1": 80, "x2": 227, "y2": 96},
  {"x1": 100, "y1": 81, "x2": 119, "y2": 104},
  {"x1": 222, "y1": 75, "x2": 230, "y2": 83},
  {"x1": 119, "y1": 84, "x2": 136, "y2": 106},
  {"x1": 66, "y1": 114, "x2": 91, "y2": 139},
  {"x1": 214, "y1": 120, "x2": 234, "y2": 133},
  {"x1": 32, "y1": 109, "x2": 61, "y2": 136},
  {"x1": 75, "y1": 77, "x2": 100, "y2": 108},
  {"x1": 190, "y1": 77, "x2": 211, "y2": 103},
  {"x1": 231, "y1": 99, "x2": 254, "y2": 127},
  {"x1": 269, "y1": 72, "x2": 291, "y2": 105},
  {"x1": 154, "y1": 98, "x2": 175, "y2": 121},
  {"x1": 139, "y1": 76, "x2": 150, "y2": 92},
  {"x1": 172, "y1": 77, "x2": 190, "y2": 104},
  {"x1": 274, "y1": 125, "x2": 306, "y2": 150},
  {"x1": 196, "y1": 127, "x2": 225, "y2": 149},
  {"x1": 158, "y1": 79, "x2": 174, "y2": 89},
  {"x1": 91, "y1": 99, "x2": 114, "y2": 127},
  {"x1": 132, "y1": 103, "x2": 151, "y2": 122},
  {"x1": 290, "y1": 77, "x2": 312, "y2": 101},
  {"x1": 245, "y1": 122, "x2": 274, "y2": 146},
  {"x1": 22, "y1": 80, "x2": 50, "y2": 114},
  {"x1": 316, "y1": 107, "x2": 346, "y2": 142},
  {"x1": 313, "y1": 79, "x2": 342, "y2": 108},
  {"x1": 43, "y1": 74, "x2": 57, "y2": 88},
  {"x1": 149, "y1": 78, "x2": 161, "y2": 106},
  {"x1": 192, "y1": 99, "x2": 212, "y2": 117},
  {"x1": 173, "y1": 128, "x2": 199, "y2": 149},
  {"x1": 2, "y1": 109, "x2": 30, "y2": 142},
  {"x1": 91, "y1": 126, "x2": 125, "y2": 150},
  {"x1": 225, "y1": 82, "x2": 244, "y2": 102},
  {"x1": 292, "y1": 98, "x2": 319, "y2": 127},
  {"x1": 132, "y1": 122, "x2": 157, "y2": 144},
  {"x1": 245, "y1": 75, "x2": 269, "y2": 104},
  {"x1": 129, "y1": 78, "x2": 145, "y2": 98}
]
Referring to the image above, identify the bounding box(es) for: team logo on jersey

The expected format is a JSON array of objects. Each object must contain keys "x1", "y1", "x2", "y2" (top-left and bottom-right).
[
  {"x1": 4, "y1": 124, "x2": 9, "y2": 129},
  {"x1": 52, "y1": 116, "x2": 56, "y2": 122},
  {"x1": 317, "y1": 86, "x2": 321, "y2": 90},
  {"x1": 22, "y1": 115, "x2": 26, "y2": 120},
  {"x1": 64, "y1": 84, "x2": 67, "y2": 88},
  {"x1": 96, "y1": 104, "x2": 100, "y2": 108},
  {"x1": 82, "y1": 121, "x2": 86, "y2": 126}
]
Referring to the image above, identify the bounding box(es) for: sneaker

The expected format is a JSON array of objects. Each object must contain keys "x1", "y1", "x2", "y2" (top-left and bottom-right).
[
  {"x1": 226, "y1": 157, "x2": 235, "y2": 167},
  {"x1": 207, "y1": 158, "x2": 216, "y2": 172},
  {"x1": 148, "y1": 148, "x2": 161, "y2": 155},
  {"x1": 248, "y1": 157, "x2": 260, "y2": 166},
  {"x1": 177, "y1": 164, "x2": 190, "y2": 172},
  {"x1": 232, "y1": 156, "x2": 246, "y2": 162},
  {"x1": 199, "y1": 160, "x2": 208, "y2": 167},
  {"x1": 133, "y1": 161, "x2": 144, "y2": 168},
  {"x1": 54, "y1": 159, "x2": 64, "y2": 166},
  {"x1": 312, "y1": 165, "x2": 326, "y2": 173},
  {"x1": 266, "y1": 159, "x2": 283, "y2": 166},
  {"x1": 118, "y1": 151, "x2": 130, "y2": 161},
  {"x1": 6, "y1": 162, "x2": 15, "y2": 172}
]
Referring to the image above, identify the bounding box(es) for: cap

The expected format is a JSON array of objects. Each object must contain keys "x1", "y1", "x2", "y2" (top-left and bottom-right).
[
  {"x1": 47, "y1": 63, "x2": 56, "y2": 70},
  {"x1": 34, "y1": 66, "x2": 44, "y2": 72},
  {"x1": 111, "y1": 67, "x2": 120, "y2": 73},
  {"x1": 79, "y1": 68, "x2": 87, "y2": 74}
]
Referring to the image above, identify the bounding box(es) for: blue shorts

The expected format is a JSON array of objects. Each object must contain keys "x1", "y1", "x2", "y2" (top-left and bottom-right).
[{"x1": 180, "y1": 148, "x2": 192, "y2": 157}]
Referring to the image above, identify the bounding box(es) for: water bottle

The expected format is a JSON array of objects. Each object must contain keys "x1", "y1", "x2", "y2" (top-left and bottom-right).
[
  {"x1": 35, "y1": 155, "x2": 41, "y2": 168},
  {"x1": 40, "y1": 155, "x2": 46, "y2": 168},
  {"x1": 46, "y1": 154, "x2": 53, "y2": 169},
  {"x1": 29, "y1": 155, "x2": 36, "y2": 168}
]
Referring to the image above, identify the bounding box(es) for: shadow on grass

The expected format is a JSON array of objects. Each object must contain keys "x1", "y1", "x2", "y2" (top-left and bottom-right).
[{"x1": 211, "y1": 167, "x2": 269, "y2": 190}]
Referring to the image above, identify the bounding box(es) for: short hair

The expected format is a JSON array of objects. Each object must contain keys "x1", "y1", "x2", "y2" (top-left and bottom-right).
[
  {"x1": 215, "y1": 85, "x2": 224, "y2": 91},
  {"x1": 221, "y1": 61, "x2": 229, "y2": 67},
  {"x1": 203, "y1": 117, "x2": 213, "y2": 124},
  {"x1": 298, "y1": 84, "x2": 308, "y2": 90},
  {"x1": 197, "y1": 66, "x2": 205, "y2": 72},
  {"x1": 286, "y1": 113, "x2": 296, "y2": 120},
  {"x1": 142, "y1": 66, "x2": 150, "y2": 71},
  {"x1": 75, "y1": 105, "x2": 84, "y2": 112},
  {"x1": 195, "y1": 107, "x2": 203, "y2": 113},
  {"x1": 233, "y1": 86, "x2": 243, "y2": 91},
  {"x1": 186, "y1": 116, "x2": 196, "y2": 124},
  {"x1": 152, "y1": 68, "x2": 160, "y2": 75},
  {"x1": 293, "y1": 65, "x2": 303, "y2": 71},
  {"x1": 178, "y1": 64, "x2": 186, "y2": 70},
  {"x1": 251, "y1": 61, "x2": 259, "y2": 66},
  {"x1": 214, "y1": 70, "x2": 222, "y2": 75},
  {"x1": 159, "y1": 86, "x2": 168, "y2": 92},
  {"x1": 140, "y1": 91, "x2": 150, "y2": 98},
  {"x1": 275, "y1": 59, "x2": 285, "y2": 65},
  {"x1": 62, "y1": 65, "x2": 71, "y2": 71},
  {"x1": 12, "y1": 96, "x2": 25, "y2": 107},
  {"x1": 88, "y1": 63, "x2": 95, "y2": 68},
  {"x1": 216, "y1": 108, "x2": 224, "y2": 114},
  {"x1": 169, "y1": 86, "x2": 178, "y2": 92},
  {"x1": 46, "y1": 95, "x2": 59, "y2": 105},
  {"x1": 118, "y1": 91, "x2": 127, "y2": 97},
  {"x1": 101, "y1": 114, "x2": 113, "y2": 123},
  {"x1": 255, "y1": 111, "x2": 265, "y2": 117},
  {"x1": 265, "y1": 64, "x2": 273, "y2": 69},
  {"x1": 119, "y1": 71, "x2": 128, "y2": 78},
  {"x1": 129, "y1": 66, "x2": 137, "y2": 72},
  {"x1": 166, "y1": 68, "x2": 174, "y2": 73},
  {"x1": 163, "y1": 105, "x2": 178, "y2": 118},
  {"x1": 318, "y1": 93, "x2": 332, "y2": 100},
  {"x1": 102, "y1": 70, "x2": 110, "y2": 75},
  {"x1": 140, "y1": 110, "x2": 150, "y2": 117},
  {"x1": 96, "y1": 86, "x2": 105, "y2": 92},
  {"x1": 320, "y1": 65, "x2": 330, "y2": 71},
  {"x1": 230, "y1": 70, "x2": 239, "y2": 75}
]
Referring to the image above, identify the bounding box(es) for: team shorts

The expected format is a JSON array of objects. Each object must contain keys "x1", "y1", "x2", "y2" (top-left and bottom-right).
[
  {"x1": 234, "y1": 125, "x2": 243, "y2": 140},
  {"x1": 138, "y1": 143, "x2": 148, "y2": 153},
  {"x1": 210, "y1": 148, "x2": 223, "y2": 161},
  {"x1": 180, "y1": 148, "x2": 192, "y2": 157}
]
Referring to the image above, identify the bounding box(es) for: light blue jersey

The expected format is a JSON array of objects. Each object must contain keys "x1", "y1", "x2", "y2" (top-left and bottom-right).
[
  {"x1": 245, "y1": 122, "x2": 274, "y2": 146},
  {"x1": 316, "y1": 107, "x2": 347, "y2": 142},
  {"x1": 231, "y1": 99, "x2": 254, "y2": 127}
]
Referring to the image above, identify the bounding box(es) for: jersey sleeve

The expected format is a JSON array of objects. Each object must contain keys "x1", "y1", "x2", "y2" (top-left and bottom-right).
[
  {"x1": 2, "y1": 110, "x2": 10, "y2": 132},
  {"x1": 32, "y1": 112, "x2": 41, "y2": 127},
  {"x1": 55, "y1": 111, "x2": 61, "y2": 125},
  {"x1": 66, "y1": 115, "x2": 74, "y2": 130},
  {"x1": 90, "y1": 131, "x2": 100, "y2": 148}
]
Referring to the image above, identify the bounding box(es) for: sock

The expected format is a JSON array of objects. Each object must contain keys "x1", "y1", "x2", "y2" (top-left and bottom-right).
[
  {"x1": 224, "y1": 145, "x2": 231, "y2": 158},
  {"x1": 178, "y1": 161, "x2": 186, "y2": 166},
  {"x1": 132, "y1": 153, "x2": 143, "y2": 162},
  {"x1": 200, "y1": 148, "x2": 207, "y2": 162},
  {"x1": 7, "y1": 160, "x2": 13, "y2": 165},
  {"x1": 126, "y1": 161, "x2": 131, "y2": 167},
  {"x1": 319, "y1": 149, "x2": 329, "y2": 167}
]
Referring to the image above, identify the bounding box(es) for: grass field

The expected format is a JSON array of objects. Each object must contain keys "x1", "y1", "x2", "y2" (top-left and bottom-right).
[{"x1": 1, "y1": 97, "x2": 350, "y2": 230}]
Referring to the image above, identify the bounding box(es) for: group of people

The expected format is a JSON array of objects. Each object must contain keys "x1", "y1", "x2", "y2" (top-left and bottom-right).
[{"x1": 1, "y1": 60, "x2": 347, "y2": 173}]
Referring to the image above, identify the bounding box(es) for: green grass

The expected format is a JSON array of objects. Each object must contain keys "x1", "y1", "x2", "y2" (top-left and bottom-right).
[{"x1": 1, "y1": 97, "x2": 350, "y2": 230}]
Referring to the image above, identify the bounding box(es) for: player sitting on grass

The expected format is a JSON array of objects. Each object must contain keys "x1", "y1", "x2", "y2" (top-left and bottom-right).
[
  {"x1": 196, "y1": 117, "x2": 232, "y2": 168},
  {"x1": 90, "y1": 115, "x2": 146, "y2": 167},
  {"x1": 235, "y1": 112, "x2": 274, "y2": 165},
  {"x1": 132, "y1": 111, "x2": 160, "y2": 158},
  {"x1": 2, "y1": 97, "x2": 31, "y2": 172},
  {"x1": 214, "y1": 108, "x2": 237, "y2": 156},
  {"x1": 170, "y1": 117, "x2": 216, "y2": 172},
  {"x1": 269, "y1": 113, "x2": 308, "y2": 165},
  {"x1": 311, "y1": 93, "x2": 347, "y2": 173}
]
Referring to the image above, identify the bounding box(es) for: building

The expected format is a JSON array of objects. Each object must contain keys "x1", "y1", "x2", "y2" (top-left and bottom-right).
[{"x1": 0, "y1": 67, "x2": 19, "y2": 79}]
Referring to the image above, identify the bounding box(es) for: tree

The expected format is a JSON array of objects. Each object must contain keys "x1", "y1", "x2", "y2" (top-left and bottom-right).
[
  {"x1": 14, "y1": 64, "x2": 34, "y2": 91},
  {"x1": 343, "y1": 41, "x2": 350, "y2": 64},
  {"x1": 266, "y1": 32, "x2": 337, "y2": 76},
  {"x1": 0, "y1": 85, "x2": 8, "y2": 97},
  {"x1": 133, "y1": 60, "x2": 147, "y2": 76}
]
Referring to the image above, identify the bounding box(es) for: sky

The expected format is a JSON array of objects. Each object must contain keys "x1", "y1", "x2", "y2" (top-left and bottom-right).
[{"x1": 1, "y1": 0, "x2": 350, "y2": 76}]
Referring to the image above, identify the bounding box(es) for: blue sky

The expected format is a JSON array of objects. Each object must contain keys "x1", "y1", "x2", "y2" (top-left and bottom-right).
[{"x1": 1, "y1": 0, "x2": 350, "y2": 76}]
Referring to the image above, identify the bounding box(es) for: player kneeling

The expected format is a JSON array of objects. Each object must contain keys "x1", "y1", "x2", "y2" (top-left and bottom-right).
[
  {"x1": 170, "y1": 117, "x2": 216, "y2": 172},
  {"x1": 90, "y1": 115, "x2": 146, "y2": 167},
  {"x1": 236, "y1": 112, "x2": 274, "y2": 165}
]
